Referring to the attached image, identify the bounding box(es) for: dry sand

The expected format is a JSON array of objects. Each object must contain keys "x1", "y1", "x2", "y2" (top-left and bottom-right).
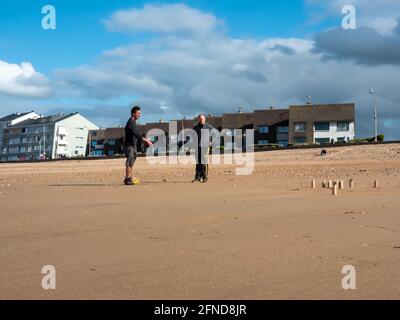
[{"x1": 0, "y1": 143, "x2": 400, "y2": 300}]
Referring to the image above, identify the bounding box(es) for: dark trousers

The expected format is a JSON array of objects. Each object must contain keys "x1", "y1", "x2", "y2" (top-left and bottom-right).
[{"x1": 195, "y1": 148, "x2": 209, "y2": 179}]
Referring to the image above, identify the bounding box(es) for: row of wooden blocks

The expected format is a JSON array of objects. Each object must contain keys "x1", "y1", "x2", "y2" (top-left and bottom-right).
[{"x1": 310, "y1": 179, "x2": 379, "y2": 195}]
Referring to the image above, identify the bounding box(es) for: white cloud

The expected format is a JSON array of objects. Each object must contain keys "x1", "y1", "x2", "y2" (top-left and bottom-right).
[
  {"x1": 48, "y1": 3, "x2": 400, "y2": 140},
  {"x1": 0, "y1": 60, "x2": 51, "y2": 98},
  {"x1": 104, "y1": 3, "x2": 220, "y2": 34}
]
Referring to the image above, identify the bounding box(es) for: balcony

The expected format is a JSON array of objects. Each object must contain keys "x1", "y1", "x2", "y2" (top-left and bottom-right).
[
  {"x1": 56, "y1": 149, "x2": 68, "y2": 155},
  {"x1": 57, "y1": 127, "x2": 67, "y2": 136}
]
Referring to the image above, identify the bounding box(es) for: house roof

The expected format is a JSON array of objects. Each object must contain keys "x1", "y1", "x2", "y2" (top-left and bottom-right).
[
  {"x1": 222, "y1": 112, "x2": 254, "y2": 129},
  {"x1": 9, "y1": 113, "x2": 78, "y2": 127},
  {"x1": 0, "y1": 111, "x2": 34, "y2": 122},
  {"x1": 253, "y1": 109, "x2": 289, "y2": 126}
]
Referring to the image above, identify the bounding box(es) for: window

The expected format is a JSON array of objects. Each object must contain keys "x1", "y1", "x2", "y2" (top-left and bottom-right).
[
  {"x1": 108, "y1": 139, "x2": 116, "y2": 146},
  {"x1": 2, "y1": 147, "x2": 7, "y2": 154},
  {"x1": 315, "y1": 138, "x2": 330, "y2": 144},
  {"x1": 9, "y1": 138, "x2": 20, "y2": 145},
  {"x1": 258, "y1": 140, "x2": 269, "y2": 145},
  {"x1": 108, "y1": 150, "x2": 115, "y2": 156},
  {"x1": 337, "y1": 122, "x2": 350, "y2": 131},
  {"x1": 27, "y1": 146, "x2": 32, "y2": 153},
  {"x1": 20, "y1": 147, "x2": 26, "y2": 153},
  {"x1": 91, "y1": 140, "x2": 97, "y2": 147},
  {"x1": 314, "y1": 122, "x2": 330, "y2": 131},
  {"x1": 8, "y1": 147, "x2": 19, "y2": 154},
  {"x1": 278, "y1": 140, "x2": 288, "y2": 147},
  {"x1": 21, "y1": 137, "x2": 28, "y2": 144},
  {"x1": 294, "y1": 137, "x2": 307, "y2": 144},
  {"x1": 294, "y1": 122, "x2": 306, "y2": 132},
  {"x1": 337, "y1": 137, "x2": 346, "y2": 143},
  {"x1": 33, "y1": 146, "x2": 40, "y2": 152},
  {"x1": 258, "y1": 126, "x2": 269, "y2": 134},
  {"x1": 277, "y1": 126, "x2": 289, "y2": 133}
]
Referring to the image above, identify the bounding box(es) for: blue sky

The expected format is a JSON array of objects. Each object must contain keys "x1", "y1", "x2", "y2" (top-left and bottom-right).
[
  {"x1": 0, "y1": 0, "x2": 335, "y2": 73},
  {"x1": 1, "y1": 0, "x2": 400, "y2": 139}
]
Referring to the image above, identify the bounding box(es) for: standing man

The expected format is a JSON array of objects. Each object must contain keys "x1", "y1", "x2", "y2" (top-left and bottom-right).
[
  {"x1": 192, "y1": 114, "x2": 216, "y2": 183},
  {"x1": 123, "y1": 106, "x2": 153, "y2": 186}
]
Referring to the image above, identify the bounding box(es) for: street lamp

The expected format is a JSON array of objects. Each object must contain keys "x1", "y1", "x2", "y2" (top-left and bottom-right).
[{"x1": 369, "y1": 88, "x2": 378, "y2": 142}]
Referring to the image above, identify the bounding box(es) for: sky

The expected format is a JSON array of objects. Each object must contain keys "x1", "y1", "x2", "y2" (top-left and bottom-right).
[{"x1": 0, "y1": 0, "x2": 400, "y2": 139}]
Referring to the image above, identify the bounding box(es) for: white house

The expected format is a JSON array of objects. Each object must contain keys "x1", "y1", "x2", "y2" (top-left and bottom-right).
[{"x1": 1, "y1": 113, "x2": 98, "y2": 161}]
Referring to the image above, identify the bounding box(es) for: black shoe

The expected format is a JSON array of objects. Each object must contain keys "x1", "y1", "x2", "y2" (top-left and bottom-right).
[
  {"x1": 124, "y1": 178, "x2": 134, "y2": 186},
  {"x1": 202, "y1": 177, "x2": 208, "y2": 183}
]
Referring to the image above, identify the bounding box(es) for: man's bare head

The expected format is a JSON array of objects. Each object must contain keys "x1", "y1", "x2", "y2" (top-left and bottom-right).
[{"x1": 198, "y1": 114, "x2": 206, "y2": 125}]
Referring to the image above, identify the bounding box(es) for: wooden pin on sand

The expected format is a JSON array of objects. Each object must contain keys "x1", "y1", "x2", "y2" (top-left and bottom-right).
[
  {"x1": 311, "y1": 180, "x2": 316, "y2": 189},
  {"x1": 349, "y1": 179, "x2": 354, "y2": 188},
  {"x1": 339, "y1": 180, "x2": 344, "y2": 190},
  {"x1": 374, "y1": 180, "x2": 379, "y2": 188},
  {"x1": 328, "y1": 180, "x2": 333, "y2": 188},
  {"x1": 322, "y1": 180, "x2": 327, "y2": 188},
  {"x1": 332, "y1": 184, "x2": 338, "y2": 196}
]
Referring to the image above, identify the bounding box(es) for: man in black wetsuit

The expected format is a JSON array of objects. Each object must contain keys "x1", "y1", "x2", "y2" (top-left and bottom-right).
[
  {"x1": 192, "y1": 114, "x2": 216, "y2": 183},
  {"x1": 123, "y1": 106, "x2": 153, "y2": 186}
]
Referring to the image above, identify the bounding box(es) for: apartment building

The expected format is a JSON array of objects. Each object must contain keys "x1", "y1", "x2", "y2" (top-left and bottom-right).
[
  {"x1": 1, "y1": 113, "x2": 98, "y2": 161},
  {"x1": 0, "y1": 111, "x2": 39, "y2": 151},
  {"x1": 288, "y1": 104, "x2": 355, "y2": 145},
  {"x1": 88, "y1": 127, "x2": 125, "y2": 156},
  {"x1": 86, "y1": 103, "x2": 355, "y2": 156}
]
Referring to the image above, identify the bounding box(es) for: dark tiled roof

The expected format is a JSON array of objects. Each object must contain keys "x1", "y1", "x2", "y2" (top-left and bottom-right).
[
  {"x1": 9, "y1": 113, "x2": 78, "y2": 127},
  {"x1": 105, "y1": 128, "x2": 124, "y2": 140},
  {"x1": 222, "y1": 112, "x2": 254, "y2": 129},
  {"x1": 289, "y1": 104, "x2": 355, "y2": 122},
  {"x1": 90, "y1": 129, "x2": 106, "y2": 140},
  {"x1": 254, "y1": 109, "x2": 289, "y2": 126},
  {"x1": 0, "y1": 111, "x2": 34, "y2": 122}
]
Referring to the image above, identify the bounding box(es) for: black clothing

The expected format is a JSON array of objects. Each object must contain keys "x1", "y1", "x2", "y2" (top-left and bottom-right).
[
  {"x1": 124, "y1": 117, "x2": 142, "y2": 148},
  {"x1": 192, "y1": 123, "x2": 215, "y2": 180}
]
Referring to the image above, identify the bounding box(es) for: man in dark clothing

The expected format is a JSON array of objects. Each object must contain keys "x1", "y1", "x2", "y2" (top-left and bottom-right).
[
  {"x1": 123, "y1": 106, "x2": 153, "y2": 186},
  {"x1": 192, "y1": 114, "x2": 216, "y2": 183}
]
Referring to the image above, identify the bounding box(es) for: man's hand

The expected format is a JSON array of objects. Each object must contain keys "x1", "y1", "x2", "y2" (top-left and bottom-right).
[{"x1": 144, "y1": 138, "x2": 153, "y2": 147}]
